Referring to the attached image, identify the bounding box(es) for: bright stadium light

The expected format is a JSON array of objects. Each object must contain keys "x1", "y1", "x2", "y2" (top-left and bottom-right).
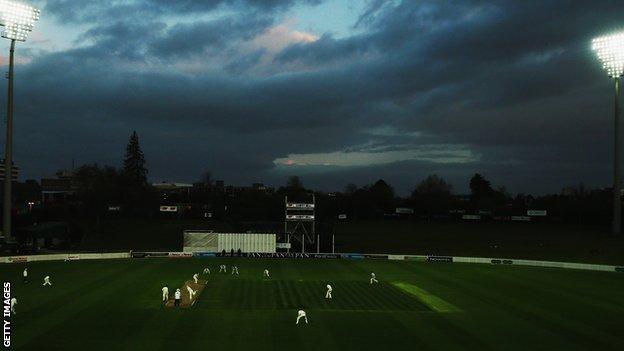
[
  {"x1": 592, "y1": 31, "x2": 624, "y2": 235},
  {"x1": 0, "y1": 0, "x2": 39, "y2": 244},
  {"x1": 0, "y1": 0, "x2": 40, "y2": 41},
  {"x1": 593, "y1": 32, "x2": 624, "y2": 78}
]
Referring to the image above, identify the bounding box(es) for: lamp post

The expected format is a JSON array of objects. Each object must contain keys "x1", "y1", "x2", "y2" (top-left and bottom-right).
[
  {"x1": 0, "y1": 0, "x2": 39, "y2": 243},
  {"x1": 592, "y1": 31, "x2": 624, "y2": 235}
]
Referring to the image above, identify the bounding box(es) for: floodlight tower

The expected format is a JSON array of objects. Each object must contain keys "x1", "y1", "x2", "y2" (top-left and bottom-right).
[
  {"x1": 592, "y1": 31, "x2": 624, "y2": 235},
  {"x1": 0, "y1": 0, "x2": 40, "y2": 243}
]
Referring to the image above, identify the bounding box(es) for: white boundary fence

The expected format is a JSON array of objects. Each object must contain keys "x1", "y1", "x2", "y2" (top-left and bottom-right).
[
  {"x1": 400, "y1": 255, "x2": 620, "y2": 272},
  {"x1": 0, "y1": 252, "x2": 129, "y2": 263},
  {"x1": 451, "y1": 256, "x2": 617, "y2": 272},
  {"x1": 1, "y1": 251, "x2": 621, "y2": 273}
]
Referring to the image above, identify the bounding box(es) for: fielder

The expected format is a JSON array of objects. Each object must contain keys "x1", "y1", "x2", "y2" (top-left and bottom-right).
[
  {"x1": 174, "y1": 289, "x2": 181, "y2": 307},
  {"x1": 219, "y1": 264, "x2": 227, "y2": 273},
  {"x1": 23, "y1": 268, "x2": 28, "y2": 283},
  {"x1": 231, "y1": 266, "x2": 239, "y2": 275},
  {"x1": 296, "y1": 310, "x2": 308, "y2": 325},
  {"x1": 162, "y1": 286, "x2": 169, "y2": 303},
  {"x1": 203, "y1": 267, "x2": 210, "y2": 275},
  {"x1": 193, "y1": 273, "x2": 199, "y2": 284},
  {"x1": 370, "y1": 272, "x2": 378, "y2": 285},
  {"x1": 263, "y1": 269, "x2": 270, "y2": 278},
  {"x1": 10, "y1": 297, "x2": 17, "y2": 315},
  {"x1": 186, "y1": 285, "x2": 197, "y2": 300},
  {"x1": 43, "y1": 275, "x2": 52, "y2": 286},
  {"x1": 325, "y1": 284, "x2": 332, "y2": 299}
]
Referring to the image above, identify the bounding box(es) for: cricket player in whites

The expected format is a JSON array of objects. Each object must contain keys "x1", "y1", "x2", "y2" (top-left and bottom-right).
[
  {"x1": 219, "y1": 264, "x2": 227, "y2": 273},
  {"x1": 193, "y1": 273, "x2": 199, "y2": 284},
  {"x1": 370, "y1": 272, "x2": 378, "y2": 285},
  {"x1": 43, "y1": 275, "x2": 52, "y2": 286},
  {"x1": 231, "y1": 266, "x2": 239, "y2": 275},
  {"x1": 10, "y1": 297, "x2": 17, "y2": 315},
  {"x1": 325, "y1": 284, "x2": 332, "y2": 299},
  {"x1": 186, "y1": 286, "x2": 197, "y2": 300},
  {"x1": 23, "y1": 267, "x2": 28, "y2": 283},
  {"x1": 263, "y1": 269, "x2": 270, "y2": 278},
  {"x1": 162, "y1": 285, "x2": 169, "y2": 304},
  {"x1": 203, "y1": 267, "x2": 210, "y2": 275},
  {"x1": 174, "y1": 289, "x2": 181, "y2": 307},
  {"x1": 296, "y1": 310, "x2": 308, "y2": 325}
]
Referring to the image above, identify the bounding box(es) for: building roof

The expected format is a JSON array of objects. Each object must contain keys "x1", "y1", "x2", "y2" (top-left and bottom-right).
[{"x1": 152, "y1": 182, "x2": 194, "y2": 190}]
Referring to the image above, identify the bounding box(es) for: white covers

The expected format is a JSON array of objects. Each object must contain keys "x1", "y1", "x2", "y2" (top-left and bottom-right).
[{"x1": 183, "y1": 232, "x2": 276, "y2": 253}]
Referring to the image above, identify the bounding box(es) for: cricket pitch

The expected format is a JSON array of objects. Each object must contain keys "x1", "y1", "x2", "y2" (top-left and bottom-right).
[{"x1": 166, "y1": 280, "x2": 207, "y2": 308}]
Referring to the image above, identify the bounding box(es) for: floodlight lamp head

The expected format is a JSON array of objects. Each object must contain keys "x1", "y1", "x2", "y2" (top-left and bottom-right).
[
  {"x1": 0, "y1": 0, "x2": 40, "y2": 41},
  {"x1": 593, "y1": 31, "x2": 624, "y2": 78}
]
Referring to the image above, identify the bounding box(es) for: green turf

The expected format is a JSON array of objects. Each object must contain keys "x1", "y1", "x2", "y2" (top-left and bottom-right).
[
  {"x1": 1, "y1": 258, "x2": 623, "y2": 350},
  {"x1": 391, "y1": 281, "x2": 460, "y2": 313}
]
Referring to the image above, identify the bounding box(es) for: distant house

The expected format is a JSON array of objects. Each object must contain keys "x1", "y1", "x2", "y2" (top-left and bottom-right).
[
  {"x1": 41, "y1": 170, "x2": 76, "y2": 203},
  {"x1": 452, "y1": 194, "x2": 471, "y2": 202},
  {"x1": 252, "y1": 183, "x2": 274, "y2": 193},
  {"x1": 153, "y1": 182, "x2": 194, "y2": 213},
  {"x1": 152, "y1": 182, "x2": 193, "y2": 195}
]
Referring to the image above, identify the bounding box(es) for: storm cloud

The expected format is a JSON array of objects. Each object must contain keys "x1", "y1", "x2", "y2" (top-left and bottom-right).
[{"x1": 3, "y1": 0, "x2": 624, "y2": 194}]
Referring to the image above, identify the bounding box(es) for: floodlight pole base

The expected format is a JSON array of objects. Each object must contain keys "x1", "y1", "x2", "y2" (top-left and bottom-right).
[
  {"x1": 613, "y1": 76, "x2": 621, "y2": 235},
  {"x1": 2, "y1": 39, "x2": 15, "y2": 243}
]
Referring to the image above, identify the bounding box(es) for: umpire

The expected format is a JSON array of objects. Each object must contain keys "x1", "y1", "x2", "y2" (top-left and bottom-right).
[{"x1": 174, "y1": 288, "x2": 181, "y2": 307}]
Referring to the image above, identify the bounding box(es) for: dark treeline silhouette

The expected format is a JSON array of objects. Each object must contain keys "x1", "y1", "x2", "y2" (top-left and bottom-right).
[
  {"x1": 61, "y1": 170, "x2": 613, "y2": 226},
  {"x1": 18, "y1": 132, "x2": 156, "y2": 229},
  {"x1": 32, "y1": 170, "x2": 614, "y2": 227},
  {"x1": 69, "y1": 131, "x2": 156, "y2": 220},
  {"x1": 17, "y1": 130, "x2": 615, "y2": 236}
]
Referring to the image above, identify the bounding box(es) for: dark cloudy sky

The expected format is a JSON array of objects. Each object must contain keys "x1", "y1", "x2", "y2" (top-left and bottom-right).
[{"x1": 2, "y1": 0, "x2": 624, "y2": 194}]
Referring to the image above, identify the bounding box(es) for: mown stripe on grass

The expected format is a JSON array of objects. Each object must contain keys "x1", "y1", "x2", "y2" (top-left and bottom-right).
[
  {"x1": 383, "y1": 283, "x2": 424, "y2": 310},
  {"x1": 301, "y1": 281, "x2": 322, "y2": 309},
  {"x1": 339, "y1": 281, "x2": 360, "y2": 309},
  {"x1": 276, "y1": 280, "x2": 290, "y2": 308},
  {"x1": 392, "y1": 282, "x2": 460, "y2": 313},
  {"x1": 352, "y1": 281, "x2": 384, "y2": 309}
]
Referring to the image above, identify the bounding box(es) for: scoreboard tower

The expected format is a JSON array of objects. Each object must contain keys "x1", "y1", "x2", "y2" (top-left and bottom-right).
[{"x1": 284, "y1": 194, "x2": 316, "y2": 253}]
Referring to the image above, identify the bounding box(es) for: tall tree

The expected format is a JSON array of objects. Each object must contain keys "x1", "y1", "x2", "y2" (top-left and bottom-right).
[
  {"x1": 469, "y1": 173, "x2": 493, "y2": 198},
  {"x1": 286, "y1": 175, "x2": 303, "y2": 189},
  {"x1": 283, "y1": 175, "x2": 307, "y2": 201},
  {"x1": 369, "y1": 179, "x2": 395, "y2": 214},
  {"x1": 122, "y1": 131, "x2": 148, "y2": 186},
  {"x1": 413, "y1": 174, "x2": 452, "y2": 196},
  {"x1": 469, "y1": 173, "x2": 509, "y2": 211},
  {"x1": 411, "y1": 175, "x2": 453, "y2": 218}
]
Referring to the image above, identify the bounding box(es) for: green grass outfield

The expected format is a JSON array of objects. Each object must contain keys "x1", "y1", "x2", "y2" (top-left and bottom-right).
[{"x1": 1, "y1": 258, "x2": 623, "y2": 350}]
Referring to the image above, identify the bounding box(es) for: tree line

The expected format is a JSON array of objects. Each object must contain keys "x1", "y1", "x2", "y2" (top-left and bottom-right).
[{"x1": 27, "y1": 131, "x2": 615, "y2": 226}]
